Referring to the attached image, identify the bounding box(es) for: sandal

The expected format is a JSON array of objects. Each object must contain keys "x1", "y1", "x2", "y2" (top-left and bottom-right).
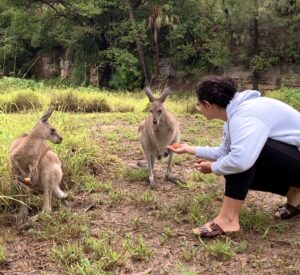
[
  {"x1": 193, "y1": 221, "x2": 225, "y2": 238},
  {"x1": 275, "y1": 203, "x2": 300, "y2": 219}
]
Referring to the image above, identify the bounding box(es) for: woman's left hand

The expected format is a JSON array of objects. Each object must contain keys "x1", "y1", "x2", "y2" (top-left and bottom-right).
[{"x1": 194, "y1": 160, "x2": 212, "y2": 174}]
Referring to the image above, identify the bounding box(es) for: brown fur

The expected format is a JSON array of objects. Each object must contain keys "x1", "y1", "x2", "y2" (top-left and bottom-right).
[
  {"x1": 9, "y1": 108, "x2": 67, "y2": 212},
  {"x1": 138, "y1": 87, "x2": 180, "y2": 187}
]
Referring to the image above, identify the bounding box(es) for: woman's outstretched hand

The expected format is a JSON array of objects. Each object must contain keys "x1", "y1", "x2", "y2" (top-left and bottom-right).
[{"x1": 167, "y1": 143, "x2": 195, "y2": 154}]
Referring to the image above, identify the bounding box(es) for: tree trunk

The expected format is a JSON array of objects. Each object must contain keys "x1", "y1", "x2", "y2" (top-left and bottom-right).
[
  {"x1": 13, "y1": 45, "x2": 17, "y2": 77},
  {"x1": 2, "y1": 31, "x2": 6, "y2": 75},
  {"x1": 252, "y1": 0, "x2": 259, "y2": 90},
  {"x1": 154, "y1": 27, "x2": 160, "y2": 78},
  {"x1": 222, "y1": 0, "x2": 234, "y2": 54},
  {"x1": 125, "y1": 0, "x2": 150, "y2": 86}
]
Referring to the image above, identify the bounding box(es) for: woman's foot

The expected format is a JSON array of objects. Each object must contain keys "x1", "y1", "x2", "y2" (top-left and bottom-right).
[
  {"x1": 274, "y1": 203, "x2": 300, "y2": 219},
  {"x1": 193, "y1": 196, "x2": 242, "y2": 238},
  {"x1": 193, "y1": 216, "x2": 240, "y2": 237},
  {"x1": 274, "y1": 187, "x2": 300, "y2": 218}
]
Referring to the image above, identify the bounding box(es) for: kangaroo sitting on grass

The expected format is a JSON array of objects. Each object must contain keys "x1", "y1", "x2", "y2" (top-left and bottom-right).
[
  {"x1": 9, "y1": 108, "x2": 67, "y2": 213},
  {"x1": 138, "y1": 86, "x2": 182, "y2": 188}
]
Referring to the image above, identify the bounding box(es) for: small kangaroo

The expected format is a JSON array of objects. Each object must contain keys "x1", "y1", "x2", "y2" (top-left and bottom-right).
[
  {"x1": 138, "y1": 86, "x2": 181, "y2": 187},
  {"x1": 9, "y1": 108, "x2": 67, "y2": 213}
]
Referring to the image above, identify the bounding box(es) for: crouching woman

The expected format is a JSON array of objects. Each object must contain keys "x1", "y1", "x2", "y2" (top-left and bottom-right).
[{"x1": 169, "y1": 76, "x2": 300, "y2": 238}]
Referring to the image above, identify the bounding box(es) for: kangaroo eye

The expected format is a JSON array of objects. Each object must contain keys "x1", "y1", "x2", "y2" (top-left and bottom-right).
[
  {"x1": 150, "y1": 110, "x2": 153, "y2": 113},
  {"x1": 50, "y1": 128, "x2": 55, "y2": 134}
]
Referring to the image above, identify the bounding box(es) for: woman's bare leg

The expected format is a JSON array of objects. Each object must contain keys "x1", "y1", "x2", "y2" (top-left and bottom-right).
[{"x1": 286, "y1": 186, "x2": 300, "y2": 207}]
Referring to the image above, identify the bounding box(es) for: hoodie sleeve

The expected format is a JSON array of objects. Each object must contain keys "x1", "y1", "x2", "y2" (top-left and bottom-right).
[
  {"x1": 194, "y1": 123, "x2": 230, "y2": 161},
  {"x1": 211, "y1": 114, "x2": 270, "y2": 175}
]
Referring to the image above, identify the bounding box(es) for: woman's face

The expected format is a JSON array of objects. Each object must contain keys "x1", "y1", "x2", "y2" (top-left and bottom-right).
[
  {"x1": 196, "y1": 101, "x2": 214, "y2": 120},
  {"x1": 196, "y1": 101, "x2": 226, "y2": 121}
]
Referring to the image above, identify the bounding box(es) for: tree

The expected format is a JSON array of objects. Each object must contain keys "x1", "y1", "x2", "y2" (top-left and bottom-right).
[
  {"x1": 147, "y1": 1, "x2": 176, "y2": 78},
  {"x1": 125, "y1": 0, "x2": 150, "y2": 85}
]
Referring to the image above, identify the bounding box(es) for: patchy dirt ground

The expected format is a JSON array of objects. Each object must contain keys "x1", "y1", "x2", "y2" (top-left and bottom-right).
[{"x1": 0, "y1": 114, "x2": 299, "y2": 275}]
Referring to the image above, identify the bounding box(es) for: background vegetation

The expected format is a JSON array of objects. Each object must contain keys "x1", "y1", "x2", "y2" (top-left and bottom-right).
[{"x1": 0, "y1": 0, "x2": 299, "y2": 89}]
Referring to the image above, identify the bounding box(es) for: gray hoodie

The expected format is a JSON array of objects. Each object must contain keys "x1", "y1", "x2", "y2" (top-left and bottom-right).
[{"x1": 195, "y1": 90, "x2": 300, "y2": 175}]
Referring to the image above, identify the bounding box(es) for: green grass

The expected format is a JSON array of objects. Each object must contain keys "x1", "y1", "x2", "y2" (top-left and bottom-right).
[
  {"x1": 27, "y1": 209, "x2": 89, "y2": 243},
  {"x1": 0, "y1": 244, "x2": 6, "y2": 263},
  {"x1": 84, "y1": 236, "x2": 123, "y2": 270},
  {"x1": 200, "y1": 237, "x2": 236, "y2": 261},
  {"x1": 123, "y1": 234, "x2": 153, "y2": 261},
  {"x1": 121, "y1": 166, "x2": 149, "y2": 182},
  {"x1": 131, "y1": 190, "x2": 158, "y2": 210}
]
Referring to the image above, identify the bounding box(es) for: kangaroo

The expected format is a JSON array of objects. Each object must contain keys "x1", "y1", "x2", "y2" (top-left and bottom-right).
[
  {"x1": 9, "y1": 108, "x2": 67, "y2": 213},
  {"x1": 138, "y1": 86, "x2": 181, "y2": 187}
]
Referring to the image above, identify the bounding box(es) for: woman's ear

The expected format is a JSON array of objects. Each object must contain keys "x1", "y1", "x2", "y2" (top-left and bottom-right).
[{"x1": 203, "y1": 100, "x2": 211, "y2": 109}]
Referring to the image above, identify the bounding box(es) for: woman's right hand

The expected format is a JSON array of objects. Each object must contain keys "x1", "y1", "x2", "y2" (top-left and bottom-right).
[{"x1": 167, "y1": 143, "x2": 195, "y2": 154}]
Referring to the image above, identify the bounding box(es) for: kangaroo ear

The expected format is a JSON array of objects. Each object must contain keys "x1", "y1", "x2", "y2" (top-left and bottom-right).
[
  {"x1": 144, "y1": 86, "x2": 156, "y2": 102},
  {"x1": 40, "y1": 107, "x2": 54, "y2": 123},
  {"x1": 159, "y1": 87, "x2": 171, "y2": 103}
]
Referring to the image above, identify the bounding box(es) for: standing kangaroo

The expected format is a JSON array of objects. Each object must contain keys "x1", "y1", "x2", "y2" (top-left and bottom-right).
[
  {"x1": 138, "y1": 87, "x2": 181, "y2": 187},
  {"x1": 9, "y1": 108, "x2": 67, "y2": 212}
]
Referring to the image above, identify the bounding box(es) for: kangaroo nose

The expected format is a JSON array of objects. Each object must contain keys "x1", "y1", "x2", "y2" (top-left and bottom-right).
[{"x1": 153, "y1": 120, "x2": 158, "y2": 125}]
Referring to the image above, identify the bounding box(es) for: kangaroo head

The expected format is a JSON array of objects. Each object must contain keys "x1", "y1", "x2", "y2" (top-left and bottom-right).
[
  {"x1": 32, "y1": 108, "x2": 63, "y2": 144},
  {"x1": 144, "y1": 87, "x2": 172, "y2": 126}
]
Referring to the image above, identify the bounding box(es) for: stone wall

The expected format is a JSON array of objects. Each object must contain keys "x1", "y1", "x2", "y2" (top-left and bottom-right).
[
  {"x1": 225, "y1": 64, "x2": 300, "y2": 91},
  {"x1": 31, "y1": 50, "x2": 300, "y2": 91}
]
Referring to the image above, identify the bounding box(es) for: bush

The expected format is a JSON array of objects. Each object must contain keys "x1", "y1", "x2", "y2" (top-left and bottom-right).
[
  {"x1": 50, "y1": 90, "x2": 111, "y2": 112},
  {"x1": 0, "y1": 77, "x2": 44, "y2": 91},
  {"x1": 0, "y1": 90, "x2": 45, "y2": 113}
]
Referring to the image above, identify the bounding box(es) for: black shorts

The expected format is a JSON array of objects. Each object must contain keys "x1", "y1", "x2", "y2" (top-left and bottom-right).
[{"x1": 224, "y1": 139, "x2": 300, "y2": 200}]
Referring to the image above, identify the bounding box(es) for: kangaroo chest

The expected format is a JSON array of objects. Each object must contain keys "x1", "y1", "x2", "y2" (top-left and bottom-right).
[{"x1": 150, "y1": 126, "x2": 175, "y2": 154}]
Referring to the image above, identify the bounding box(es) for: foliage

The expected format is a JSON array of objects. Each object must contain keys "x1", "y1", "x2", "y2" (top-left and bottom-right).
[
  {"x1": 106, "y1": 48, "x2": 142, "y2": 90},
  {"x1": 0, "y1": 0, "x2": 299, "y2": 88},
  {"x1": 250, "y1": 53, "x2": 279, "y2": 74}
]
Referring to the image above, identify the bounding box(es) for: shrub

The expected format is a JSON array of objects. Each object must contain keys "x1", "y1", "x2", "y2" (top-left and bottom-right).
[
  {"x1": 0, "y1": 90, "x2": 44, "y2": 113},
  {"x1": 50, "y1": 90, "x2": 111, "y2": 112}
]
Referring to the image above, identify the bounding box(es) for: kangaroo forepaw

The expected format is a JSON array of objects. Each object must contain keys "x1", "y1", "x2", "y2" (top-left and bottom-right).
[
  {"x1": 42, "y1": 206, "x2": 52, "y2": 212},
  {"x1": 137, "y1": 161, "x2": 148, "y2": 169},
  {"x1": 57, "y1": 192, "x2": 68, "y2": 199},
  {"x1": 149, "y1": 179, "x2": 157, "y2": 189},
  {"x1": 165, "y1": 175, "x2": 184, "y2": 185}
]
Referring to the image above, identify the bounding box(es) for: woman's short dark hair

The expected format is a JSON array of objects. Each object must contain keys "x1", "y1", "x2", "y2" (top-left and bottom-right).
[{"x1": 196, "y1": 76, "x2": 238, "y2": 108}]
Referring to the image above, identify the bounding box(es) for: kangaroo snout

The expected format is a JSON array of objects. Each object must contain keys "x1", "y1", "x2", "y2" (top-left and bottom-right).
[{"x1": 53, "y1": 136, "x2": 63, "y2": 144}]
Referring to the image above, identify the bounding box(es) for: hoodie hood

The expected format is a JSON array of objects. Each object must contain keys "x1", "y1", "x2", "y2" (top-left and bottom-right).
[{"x1": 226, "y1": 90, "x2": 261, "y2": 119}]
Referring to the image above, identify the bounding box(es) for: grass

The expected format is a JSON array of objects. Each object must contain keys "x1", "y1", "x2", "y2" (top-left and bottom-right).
[
  {"x1": 0, "y1": 79, "x2": 299, "y2": 274},
  {"x1": 0, "y1": 90, "x2": 45, "y2": 113},
  {"x1": 27, "y1": 209, "x2": 89, "y2": 243},
  {"x1": 200, "y1": 237, "x2": 236, "y2": 261},
  {"x1": 84, "y1": 236, "x2": 123, "y2": 270},
  {"x1": 121, "y1": 166, "x2": 149, "y2": 182},
  {"x1": 0, "y1": 244, "x2": 6, "y2": 263},
  {"x1": 131, "y1": 190, "x2": 158, "y2": 211},
  {"x1": 123, "y1": 234, "x2": 153, "y2": 261}
]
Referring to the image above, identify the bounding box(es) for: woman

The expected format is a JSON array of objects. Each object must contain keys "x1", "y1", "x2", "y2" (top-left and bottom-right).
[{"x1": 168, "y1": 76, "x2": 300, "y2": 238}]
